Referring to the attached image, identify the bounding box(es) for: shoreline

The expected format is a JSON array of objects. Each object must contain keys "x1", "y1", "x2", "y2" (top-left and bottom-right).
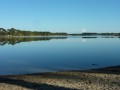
[{"x1": 0, "y1": 65, "x2": 120, "y2": 90}]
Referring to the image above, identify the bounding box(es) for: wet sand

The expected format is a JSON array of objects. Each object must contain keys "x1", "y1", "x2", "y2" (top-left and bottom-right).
[{"x1": 0, "y1": 65, "x2": 120, "y2": 90}]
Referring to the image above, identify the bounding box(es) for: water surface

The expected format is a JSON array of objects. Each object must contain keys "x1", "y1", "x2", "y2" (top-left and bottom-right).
[{"x1": 0, "y1": 36, "x2": 120, "y2": 75}]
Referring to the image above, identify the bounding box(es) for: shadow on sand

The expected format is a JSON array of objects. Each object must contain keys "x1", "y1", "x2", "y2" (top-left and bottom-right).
[{"x1": 0, "y1": 76, "x2": 77, "y2": 90}]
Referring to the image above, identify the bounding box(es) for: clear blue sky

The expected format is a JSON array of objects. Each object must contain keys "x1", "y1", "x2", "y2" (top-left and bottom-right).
[{"x1": 0, "y1": 0, "x2": 120, "y2": 33}]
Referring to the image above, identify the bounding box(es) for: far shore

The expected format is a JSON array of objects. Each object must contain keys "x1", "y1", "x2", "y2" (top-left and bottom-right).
[{"x1": 0, "y1": 65, "x2": 120, "y2": 90}]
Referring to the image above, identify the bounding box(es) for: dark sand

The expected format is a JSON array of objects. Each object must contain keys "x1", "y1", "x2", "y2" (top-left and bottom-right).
[{"x1": 0, "y1": 65, "x2": 120, "y2": 90}]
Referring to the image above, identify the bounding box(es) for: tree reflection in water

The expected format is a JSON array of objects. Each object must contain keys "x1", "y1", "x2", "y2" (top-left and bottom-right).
[{"x1": 0, "y1": 36, "x2": 67, "y2": 46}]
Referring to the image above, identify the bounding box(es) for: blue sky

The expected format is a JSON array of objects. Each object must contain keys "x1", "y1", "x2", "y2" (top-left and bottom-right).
[{"x1": 0, "y1": 0, "x2": 120, "y2": 33}]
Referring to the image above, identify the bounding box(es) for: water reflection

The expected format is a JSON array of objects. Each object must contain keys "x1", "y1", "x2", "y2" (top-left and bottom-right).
[
  {"x1": 0, "y1": 37, "x2": 67, "y2": 46},
  {"x1": 0, "y1": 36, "x2": 120, "y2": 75},
  {"x1": 82, "y1": 37, "x2": 97, "y2": 38},
  {"x1": 0, "y1": 36, "x2": 119, "y2": 46},
  {"x1": 82, "y1": 39, "x2": 87, "y2": 43}
]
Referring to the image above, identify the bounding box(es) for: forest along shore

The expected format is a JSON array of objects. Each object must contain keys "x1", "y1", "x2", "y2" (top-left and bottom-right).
[{"x1": 0, "y1": 65, "x2": 120, "y2": 90}]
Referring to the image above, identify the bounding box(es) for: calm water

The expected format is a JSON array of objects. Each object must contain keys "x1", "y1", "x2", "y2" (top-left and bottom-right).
[{"x1": 0, "y1": 36, "x2": 120, "y2": 75}]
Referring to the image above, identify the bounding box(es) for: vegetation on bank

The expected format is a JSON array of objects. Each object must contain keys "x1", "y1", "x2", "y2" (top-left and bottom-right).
[
  {"x1": 0, "y1": 28, "x2": 120, "y2": 36},
  {"x1": 70, "y1": 32, "x2": 120, "y2": 36},
  {"x1": 0, "y1": 28, "x2": 67, "y2": 36}
]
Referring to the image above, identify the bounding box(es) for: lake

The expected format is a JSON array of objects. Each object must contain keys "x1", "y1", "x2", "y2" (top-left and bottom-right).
[{"x1": 0, "y1": 36, "x2": 120, "y2": 75}]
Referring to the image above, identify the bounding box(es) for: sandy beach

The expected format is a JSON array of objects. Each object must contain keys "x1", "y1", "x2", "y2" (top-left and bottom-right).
[{"x1": 0, "y1": 65, "x2": 120, "y2": 90}]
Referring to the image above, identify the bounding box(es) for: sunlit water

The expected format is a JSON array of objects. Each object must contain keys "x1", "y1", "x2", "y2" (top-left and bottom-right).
[{"x1": 0, "y1": 36, "x2": 120, "y2": 75}]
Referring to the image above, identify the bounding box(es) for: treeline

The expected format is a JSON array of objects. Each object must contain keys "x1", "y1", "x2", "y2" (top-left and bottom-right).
[
  {"x1": 0, "y1": 28, "x2": 120, "y2": 36},
  {"x1": 0, "y1": 28, "x2": 67, "y2": 36},
  {"x1": 68, "y1": 32, "x2": 120, "y2": 36},
  {"x1": 70, "y1": 32, "x2": 120, "y2": 36},
  {"x1": 81, "y1": 32, "x2": 120, "y2": 36},
  {"x1": 98, "y1": 33, "x2": 120, "y2": 36}
]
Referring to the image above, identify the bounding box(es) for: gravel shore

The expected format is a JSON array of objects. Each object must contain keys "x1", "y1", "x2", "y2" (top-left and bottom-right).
[{"x1": 0, "y1": 66, "x2": 120, "y2": 90}]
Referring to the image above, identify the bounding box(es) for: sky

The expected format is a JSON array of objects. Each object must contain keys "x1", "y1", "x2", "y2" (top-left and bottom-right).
[{"x1": 0, "y1": 0, "x2": 120, "y2": 33}]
